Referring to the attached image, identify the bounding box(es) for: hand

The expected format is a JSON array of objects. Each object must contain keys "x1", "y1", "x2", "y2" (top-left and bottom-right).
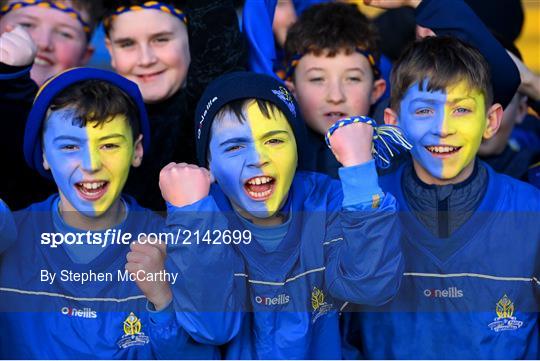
[
  {"x1": 507, "y1": 50, "x2": 540, "y2": 101},
  {"x1": 363, "y1": 0, "x2": 421, "y2": 9},
  {"x1": 329, "y1": 122, "x2": 374, "y2": 167},
  {"x1": 0, "y1": 25, "x2": 37, "y2": 66},
  {"x1": 159, "y1": 162, "x2": 213, "y2": 207},
  {"x1": 126, "y1": 239, "x2": 171, "y2": 311}
]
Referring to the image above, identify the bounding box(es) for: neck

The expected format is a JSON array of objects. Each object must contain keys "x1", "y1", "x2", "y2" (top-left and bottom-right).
[{"x1": 58, "y1": 198, "x2": 125, "y2": 231}]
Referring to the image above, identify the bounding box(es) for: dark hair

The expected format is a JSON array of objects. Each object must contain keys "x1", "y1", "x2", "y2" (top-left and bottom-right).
[
  {"x1": 390, "y1": 36, "x2": 493, "y2": 111},
  {"x1": 102, "y1": 0, "x2": 186, "y2": 35},
  {"x1": 46, "y1": 79, "x2": 140, "y2": 138},
  {"x1": 284, "y1": 2, "x2": 379, "y2": 71}
]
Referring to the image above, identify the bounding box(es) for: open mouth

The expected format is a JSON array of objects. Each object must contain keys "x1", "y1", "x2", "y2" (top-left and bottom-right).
[
  {"x1": 324, "y1": 112, "x2": 348, "y2": 124},
  {"x1": 34, "y1": 55, "x2": 53, "y2": 66},
  {"x1": 75, "y1": 181, "x2": 109, "y2": 201},
  {"x1": 136, "y1": 70, "x2": 165, "y2": 82},
  {"x1": 243, "y1": 176, "x2": 276, "y2": 201},
  {"x1": 425, "y1": 145, "x2": 461, "y2": 157}
]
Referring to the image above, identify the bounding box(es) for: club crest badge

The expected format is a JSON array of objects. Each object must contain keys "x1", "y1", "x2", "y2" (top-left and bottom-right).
[
  {"x1": 488, "y1": 294, "x2": 524, "y2": 332},
  {"x1": 117, "y1": 312, "x2": 150, "y2": 349},
  {"x1": 311, "y1": 286, "x2": 333, "y2": 324}
]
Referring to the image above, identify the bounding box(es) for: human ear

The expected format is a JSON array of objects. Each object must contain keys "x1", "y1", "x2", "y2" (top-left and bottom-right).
[
  {"x1": 384, "y1": 107, "x2": 399, "y2": 125},
  {"x1": 370, "y1": 78, "x2": 387, "y2": 105},
  {"x1": 131, "y1": 134, "x2": 144, "y2": 167},
  {"x1": 483, "y1": 103, "x2": 503, "y2": 140}
]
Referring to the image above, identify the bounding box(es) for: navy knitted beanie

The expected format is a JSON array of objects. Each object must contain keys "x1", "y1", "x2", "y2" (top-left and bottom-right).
[{"x1": 194, "y1": 71, "x2": 309, "y2": 169}]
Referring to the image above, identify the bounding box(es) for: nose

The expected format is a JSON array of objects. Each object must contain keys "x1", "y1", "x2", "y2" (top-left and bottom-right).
[
  {"x1": 246, "y1": 147, "x2": 269, "y2": 168},
  {"x1": 431, "y1": 112, "x2": 456, "y2": 138},
  {"x1": 138, "y1": 44, "x2": 157, "y2": 67},
  {"x1": 32, "y1": 27, "x2": 53, "y2": 52},
  {"x1": 81, "y1": 149, "x2": 102, "y2": 173},
  {"x1": 326, "y1": 78, "x2": 346, "y2": 104}
]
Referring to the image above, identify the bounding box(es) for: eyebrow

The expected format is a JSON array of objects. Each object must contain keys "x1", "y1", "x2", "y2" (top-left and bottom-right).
[
  {"x1": 98, "y1": 134, "x2": 127, "y2": 141},
  {"x1": 113, "y1": 31, "x2": 174, "y2": 44},
  {"x1": 219, "y1": 137, "x2": 251, "y2": 146},
  {"x1": 261, "y1": 130, "x2": 290, "y2": 138},
  {"x1": 53, "y1": 135, "x2": 83, "y2": 142}
]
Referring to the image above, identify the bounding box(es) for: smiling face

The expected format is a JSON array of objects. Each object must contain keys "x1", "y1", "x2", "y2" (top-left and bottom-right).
[
  {"x1": 209, "y1": 101, "x2": 297, "y2": 219},
  {"x1": 0, "y1": 0, "x2": 92, "y2": 86},
  {"x1": 395, "y1": 80, "x2": 492, "y2": 184},
  {"x1": 42, "y1": 109, "x2": 141, "y2": 217},
  {"x1": 105, "y1": 9, "x2": 190, "y2": 104},
  {"x1": 287, "y1": 51, "x2": 385, "y2": 135}
]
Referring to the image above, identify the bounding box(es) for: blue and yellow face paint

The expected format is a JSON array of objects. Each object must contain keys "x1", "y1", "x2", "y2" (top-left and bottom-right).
[
  {"x1": 43, "y1": 109, "x2": 135, "y2": 217},
  {"x1": 209, "y1": 101, "x2": 297, "y2": 219},
  {"x1": 398, "y1": 79, "x2": 488, "y2": 183}
]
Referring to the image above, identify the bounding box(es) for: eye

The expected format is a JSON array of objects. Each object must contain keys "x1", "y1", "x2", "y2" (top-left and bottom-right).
[
  {"x1": 454, "y1": 107, "x2": 471, "y2": 115},
  {"x1": 265, "y1": 138, "x2": 284, "y2": 145},
  {"x1": 57, "y1": 29, "x2": 75, "y2": 40},
  {"x1": 415, "y1": 108, "x2": 434, "y2": 116},
  {"x1": 118, "y1": 39, "x2": 135, "y2": 49},
  {"x1": 154, "y1": 36, "x2": 171, "y2": 44},
  {"x1": 18, "y1": 22, "x2": 35, "y2": 29},
  {"x1": 101, "y1": 143, "x2": 120, "y2": 150},
  {"x1": 309, "y1": 77, "x2": 324, "y2": 83},
  {"x1": 61, "y1": 144, "x2": 79, "y2": 151},
  {"x1": 225, "y1": 145, "x2": 243, "y2": 152},
  {"x1": 346, "y1": 76, "x2": 362, "y2": 83}
]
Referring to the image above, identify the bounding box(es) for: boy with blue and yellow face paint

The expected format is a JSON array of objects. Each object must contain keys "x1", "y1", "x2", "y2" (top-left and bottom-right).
[
  {"x1": 343, "y1": 37, "x2": 540, "y2": 359},
  {"x1": 160, "y1": 71, "x2": 404, "y2": 359},
  {"x1": 0, "y1": 68, "x2": 222, "y2": 359}
]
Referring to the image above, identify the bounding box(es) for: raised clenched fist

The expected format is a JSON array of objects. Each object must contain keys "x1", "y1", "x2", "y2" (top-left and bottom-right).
[
  {"x1": 0, "y1": 25, "x2": 37, "y2": 67},
  {"x1": 159, "y1": 162, "x2": 213, "y2": 207},
  {"x1": 329, "y1": 122, "x2": 374, "y2": 167}
]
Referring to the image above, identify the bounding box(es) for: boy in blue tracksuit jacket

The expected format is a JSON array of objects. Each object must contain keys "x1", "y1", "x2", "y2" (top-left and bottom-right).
[
  {"x1": 342, "y1": 36, "x2": 540, "y2": 359},
  {"x1": 159, "y1": 71, "x2": 403, "y2": 359},
  {"x1": 0, "y1": 67, "x2": 219, "y2": 359}
]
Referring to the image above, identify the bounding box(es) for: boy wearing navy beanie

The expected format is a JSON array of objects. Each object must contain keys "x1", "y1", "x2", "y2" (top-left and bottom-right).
[{"x1": 160, "y1": 71, "x2": 404, "y2": 359}]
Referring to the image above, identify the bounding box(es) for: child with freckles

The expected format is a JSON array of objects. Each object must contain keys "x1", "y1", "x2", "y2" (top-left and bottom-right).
[{"x1": 158, "y1": 71, "x2": 404, "y2": 359}]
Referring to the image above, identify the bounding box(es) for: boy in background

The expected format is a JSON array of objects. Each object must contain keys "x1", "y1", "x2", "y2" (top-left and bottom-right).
[
  {"x1": 343, "y1": 36, "x2": 540, "y2": 359},
  {"x1": 0, "y1": 0, "x2": 103, "y2": 210},
  {"x1": 103, "y1": 0, "x2": 246, "y2": 210}
]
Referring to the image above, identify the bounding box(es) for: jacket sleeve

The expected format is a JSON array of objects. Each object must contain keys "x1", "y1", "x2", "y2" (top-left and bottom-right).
[
  {"x1": 415, "y1": 0, "x2": 520, "y2": 109},
  {"x1": 0, "y1": 199, "x2": 16, "y2": 253},
  {"x1": 324, "y1": 160, "x2": 403, "y2": 306},
  {"x1": 164, "y1": 195, "x2": 246, "y2": 345},
  {"x1": 185, "y1": 0, "x2": 247, "y2": 102}
]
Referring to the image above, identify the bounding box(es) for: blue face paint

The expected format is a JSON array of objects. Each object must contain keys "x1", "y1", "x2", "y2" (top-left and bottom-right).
[{"x1": 42, "y1": 109, "x2": 135, "y2": 217}]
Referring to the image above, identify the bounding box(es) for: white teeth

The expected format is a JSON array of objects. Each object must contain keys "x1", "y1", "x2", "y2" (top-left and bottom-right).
[
  {"x1": 248, "y1": 177, "x2": 272, "y2": 185},
  {"x1": 427, "y1": 146, "x2": 457, "y2": 153},
  {"x1": 79, "y1": 182, "x2": 105, "y2": 191},
  {"x1": 247, "y1": 189, "x2": 272, "y2": 198},
  {"x1": 34, "y1": 58, "x2": 50, "y2": 66}
]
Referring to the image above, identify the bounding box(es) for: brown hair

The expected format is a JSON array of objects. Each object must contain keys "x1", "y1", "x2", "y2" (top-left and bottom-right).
[
  {"x1": 284, "y1": 2, "x2": 379, "y2": 73},
  {"x1": 45, "y1": 80, "x2": 140, "y2": 137},
  {"x1": 390, "y1": 36, "x2": 493, "y2": 111}
]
